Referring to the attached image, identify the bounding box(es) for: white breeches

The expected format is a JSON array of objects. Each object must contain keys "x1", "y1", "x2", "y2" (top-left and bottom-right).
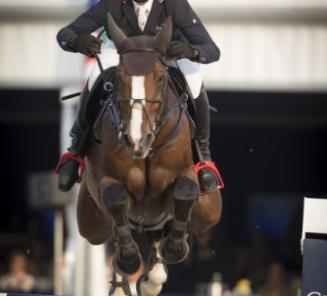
[{"x1": 87, "y1": 39, "x2": 203, "y2": 99}]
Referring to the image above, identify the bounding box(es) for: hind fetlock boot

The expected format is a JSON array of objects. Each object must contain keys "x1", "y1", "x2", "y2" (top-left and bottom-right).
[
  {"x1": 56, "y1": 87, "x2": 92, "y2": 192},
  {"x1": 194, "y1": 87, "x2": 221, "y2": 193}
]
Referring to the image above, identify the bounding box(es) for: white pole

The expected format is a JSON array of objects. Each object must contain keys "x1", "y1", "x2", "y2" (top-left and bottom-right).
[
  {"x1": 60, "y1": 87, "x2": 108, "y2": 296},
  {"x1": 54, "y1": 210, "x2": 64, "y2": 295},
  {"x1": 60, "y1": 87, "x2": 79, "y2": 296}
]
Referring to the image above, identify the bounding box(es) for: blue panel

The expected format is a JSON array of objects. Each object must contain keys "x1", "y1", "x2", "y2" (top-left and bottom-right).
[{"x1": 302, "y1": 239, "x2": 327, "y2": 295}]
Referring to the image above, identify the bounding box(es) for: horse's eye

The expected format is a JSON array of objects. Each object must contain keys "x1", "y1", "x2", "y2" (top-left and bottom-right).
[{"x1": 156, "y1": 75, "x2": 166, "y2": 85}]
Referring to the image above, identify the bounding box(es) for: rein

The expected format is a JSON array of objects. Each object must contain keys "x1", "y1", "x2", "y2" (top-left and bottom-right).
[{"x1": 152, "y1": 92, "x2": 188, "y2": 151}]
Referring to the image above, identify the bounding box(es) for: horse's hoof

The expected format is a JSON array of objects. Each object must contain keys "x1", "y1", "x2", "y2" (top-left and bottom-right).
[
  {"x1": 113, "y1": 243, "x2": 142, "y2": 275},
  {"x1": 113, "y1": 254, "x2": 142, "y2": 275},
  {"x1": 160, "y1": 236, "x2": 189, "y2": 264}
]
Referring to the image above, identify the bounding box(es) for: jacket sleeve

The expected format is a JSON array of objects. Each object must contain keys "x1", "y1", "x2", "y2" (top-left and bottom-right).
[
  {"x1": 172, "y1": 0, "x2": 220, "y2": 64},
  {"x1": 57, "y1": 0, "x2": 107, "y2": 52}
]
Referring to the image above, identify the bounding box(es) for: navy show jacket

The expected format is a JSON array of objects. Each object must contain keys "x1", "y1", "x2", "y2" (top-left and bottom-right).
[{"x1": 57, "y1": 0, "x2": 220, "y2": 64}]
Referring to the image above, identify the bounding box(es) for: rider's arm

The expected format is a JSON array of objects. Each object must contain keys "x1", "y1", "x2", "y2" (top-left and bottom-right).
[
  {"x1": 172, "y1": 0, "x2": 220, "y2": 64},
  {"x1": 57, "y1": 0, "x2": 107, "y2": 52}
]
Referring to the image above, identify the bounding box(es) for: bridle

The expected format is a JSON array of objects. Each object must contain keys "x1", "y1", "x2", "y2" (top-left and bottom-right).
[
  {"x1": 95, "y1": 47, "x2": 178, "y2": 155},
  {"x1": 115, "y1": 48, "x2": 169, "y2": 144}
]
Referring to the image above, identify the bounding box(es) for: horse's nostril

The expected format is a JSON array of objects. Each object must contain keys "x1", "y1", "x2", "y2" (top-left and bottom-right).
[
  {"x1": 147, "y1": 133, "x2": 153, "y2": 140},
  {"x1": 124, "y1": 133, "x2": 132, "y2": 145}
]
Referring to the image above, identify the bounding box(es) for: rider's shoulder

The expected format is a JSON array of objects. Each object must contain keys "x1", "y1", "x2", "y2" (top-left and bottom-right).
[
  {"x1": 165, "y1": 0, "x2": 190, "y2": 9},
  {"x1": 103, "y1": 0, "x2": 123, "y2": 6}
]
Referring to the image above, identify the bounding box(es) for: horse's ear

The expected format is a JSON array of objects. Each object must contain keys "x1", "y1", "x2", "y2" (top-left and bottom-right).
[
  {"x1": 153, "y1": 16, "x2": 173, "y2": 55},
  {"x1": 106, "y1": 12, "x2": 127, "y2": 46}
]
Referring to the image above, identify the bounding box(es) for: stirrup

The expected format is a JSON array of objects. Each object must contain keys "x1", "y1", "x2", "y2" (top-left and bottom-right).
[
  {"x1": 194, "y1": 161, "x2": 225, "y2": 190},
  {"x1": 55, "y1": 151, "x2": 86, "y2": 183}
]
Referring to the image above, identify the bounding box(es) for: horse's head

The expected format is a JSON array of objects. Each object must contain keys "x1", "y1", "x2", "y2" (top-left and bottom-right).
[{"x1": 107, "y1": 13, "x2": 172, "y2": 159}]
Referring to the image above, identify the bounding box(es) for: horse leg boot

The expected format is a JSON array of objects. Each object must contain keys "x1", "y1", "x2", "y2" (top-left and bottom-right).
[
  {"x1": 57, "y1": 86, "x2": 92, "y2": 191},
  {"x1": 101, "y1": 178, "x2": 142, "y2": 275},
  {"x1": 161, "y1": 176, "x2": 198, "y2": 264},
  {"x1": 194, "y1": 87, "x2": 219, "y2": 192},
  {"x1": 139, "y1": 242, "x2": 168, "y2": 296}
]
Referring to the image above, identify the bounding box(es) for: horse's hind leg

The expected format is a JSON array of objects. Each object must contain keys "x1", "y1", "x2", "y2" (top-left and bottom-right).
[
  {"x1": 191, "y1": 189, "x2": 222, "y2": 235},
  {"x1": 100, "y1": 176, "x2": 142, "y2": 275},
  {"x1": 138, "y1": 242, "x2": 168, "y2": 296},
  {"x1": 160, "y1": 173, "x2": 198, "y2": 264},
  {"x1": 77, "y1": 182, "x2": 112, "y2": 245}
]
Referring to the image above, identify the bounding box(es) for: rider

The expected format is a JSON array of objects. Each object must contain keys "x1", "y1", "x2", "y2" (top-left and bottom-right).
[{"x1": 56, "y1": 0, "x2": 221, "y2": 193}]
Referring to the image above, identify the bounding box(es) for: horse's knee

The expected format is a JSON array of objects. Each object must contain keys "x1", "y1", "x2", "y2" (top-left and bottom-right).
[
  {"x1": 102, "y1": 182, "x2": 128, "y2": 210},
  {"x1": 101, "y1": 181, "x2": 129, "y2": 227},
  {"x1": 174, "y1": 176, "x2": 198, "y2": 202},
  {"x1": 173, "y1": 176, "x2": 198, "y2": 222}
]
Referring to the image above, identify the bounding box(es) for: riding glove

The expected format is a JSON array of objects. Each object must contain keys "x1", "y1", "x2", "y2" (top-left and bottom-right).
[
  {"x1": 71, "y1": 35, "x2": 102, "y2": 57},
  {"x1": 167, "y1": 41, "x2": 199, "y2": 60}
]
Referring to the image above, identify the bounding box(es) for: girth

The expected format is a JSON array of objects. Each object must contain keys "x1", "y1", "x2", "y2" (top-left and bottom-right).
[{"x1": 128, "y1": 213, "x2": 172, "y2": 232}]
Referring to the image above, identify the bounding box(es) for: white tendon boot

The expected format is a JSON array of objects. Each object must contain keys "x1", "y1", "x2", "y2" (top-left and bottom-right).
[{"x1": 140, "y1": 243, "x2": 168, "y2": 296}]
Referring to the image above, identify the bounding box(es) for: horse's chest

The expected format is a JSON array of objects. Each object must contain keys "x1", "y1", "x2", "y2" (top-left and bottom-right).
[
  {"x1": 148, "y1": 167, "x2": 175, "y2": 194},
  {"x1": 125, "y1": 166, "x2": 174, "y2": 199}
]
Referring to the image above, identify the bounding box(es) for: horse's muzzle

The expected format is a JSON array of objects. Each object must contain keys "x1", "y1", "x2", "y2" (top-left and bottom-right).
[{"x1": 132, "y1": 147, "x2": 146, "y2": 159}]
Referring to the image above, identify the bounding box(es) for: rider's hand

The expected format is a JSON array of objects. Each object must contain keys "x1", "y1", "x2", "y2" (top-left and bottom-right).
[
  {"x1": 167, "y1": 41, "x2": 199, "y2": 60},
  {"x1": 71, "y1": 35, "x2": 102, "y2": 57}
]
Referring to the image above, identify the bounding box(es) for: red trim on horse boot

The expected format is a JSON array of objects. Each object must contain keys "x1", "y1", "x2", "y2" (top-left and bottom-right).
[
  {"x1": 55, "y1": 151, "x2": 86, "y2": 183},
  {"x1": 194, "y1": 161, "x2": 225, "y2": 190}
]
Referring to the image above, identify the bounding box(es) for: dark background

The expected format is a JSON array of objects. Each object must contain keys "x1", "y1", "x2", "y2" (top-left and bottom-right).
[{"x1": 0, "y1": 88, "x2": 326, "y2": 292}]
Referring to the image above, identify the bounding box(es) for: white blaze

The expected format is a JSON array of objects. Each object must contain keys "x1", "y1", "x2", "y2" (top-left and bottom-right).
[{"x1": 130, "y1": 76, "x2": 145, "y2": 150}]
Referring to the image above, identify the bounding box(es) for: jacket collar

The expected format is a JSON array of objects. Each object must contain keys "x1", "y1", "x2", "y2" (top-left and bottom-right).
[
  {"x1": 121, "y1": 0, "x2": 141, "y2": 33},
  {"x1": 121, "y1": 0, "x2": 165, "y2": 34},
  {"x1": 143, "y1": 0, "x2": 164, "y2": 33}
]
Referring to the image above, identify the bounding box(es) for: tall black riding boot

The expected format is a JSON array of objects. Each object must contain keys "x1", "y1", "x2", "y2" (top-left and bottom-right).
[
  {"x1": 194, "y1": 87, "x2": 219, "y2": 192},
  {"x1": 57, "y1": 86, "x2": 92, "y2": 192}
]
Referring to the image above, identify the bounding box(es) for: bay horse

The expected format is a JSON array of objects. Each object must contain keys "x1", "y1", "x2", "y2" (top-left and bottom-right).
[{"x1": 76, "y1": 13, "x2": 222, "y2": 296}]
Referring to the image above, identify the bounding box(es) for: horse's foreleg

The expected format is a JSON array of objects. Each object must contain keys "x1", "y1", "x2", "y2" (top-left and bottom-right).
[
  {"x1": 100, "y1": 176, "x2": 142, "y2": 275},
  {"x1": 160, "y1": 173, "x2": 198, "y2": 264}
]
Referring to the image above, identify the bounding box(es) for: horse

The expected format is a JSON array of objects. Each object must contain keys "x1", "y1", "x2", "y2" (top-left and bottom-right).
[{"x1": 76, "y1": 13, "x2": 222, "y2": 296}]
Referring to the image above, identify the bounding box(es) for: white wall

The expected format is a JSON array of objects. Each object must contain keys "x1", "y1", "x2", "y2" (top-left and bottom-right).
[
  {"x1": 0, "y1": 22, "x2": 84, "y2": 88},
  {"x1": 203, "y1": 24, "x2": 327, "y2": 91},
  {"x1": 0, "y1": 0, "x2": 327, "y2": 91}
]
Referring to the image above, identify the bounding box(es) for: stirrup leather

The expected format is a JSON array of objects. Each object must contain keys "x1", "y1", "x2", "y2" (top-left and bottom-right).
[
  {"x1": 55, "y1": 151, "x2": 86, "y2": 183},
  {"x1": 194, "y1": 161, "x2": 225, "y2": 190}
]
